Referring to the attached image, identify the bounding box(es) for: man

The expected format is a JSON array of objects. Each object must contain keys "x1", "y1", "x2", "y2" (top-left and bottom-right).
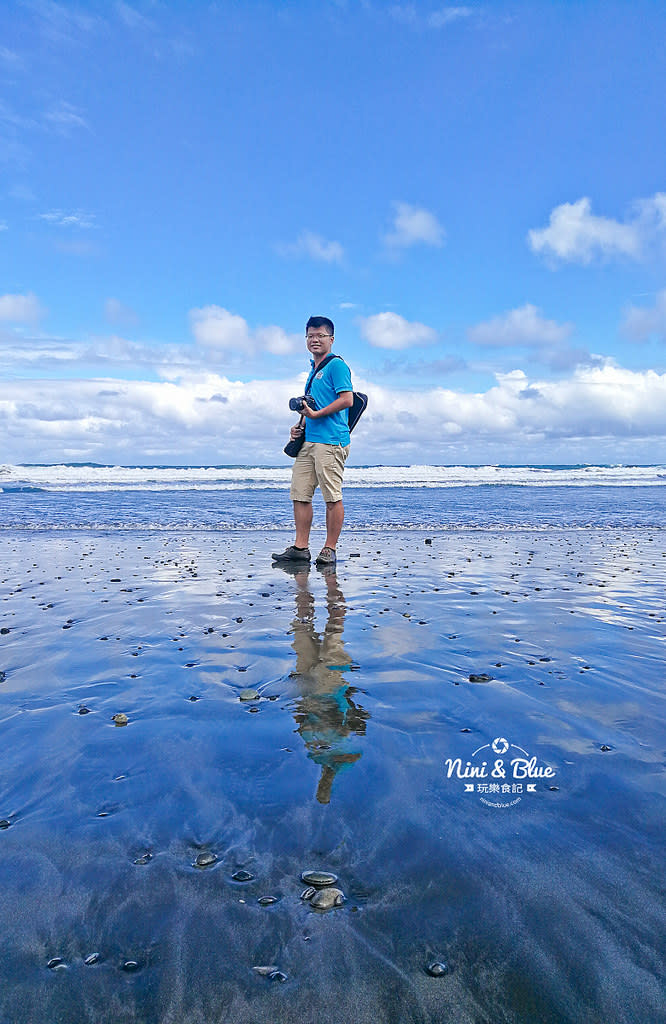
[{"x1": 273, "y1": 316, "x2": 353, "y2": 567}]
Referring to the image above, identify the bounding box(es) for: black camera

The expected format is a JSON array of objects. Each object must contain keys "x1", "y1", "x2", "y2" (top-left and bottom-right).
[{"x1": 289, "y1": 395, "x2": 317, "y2": 412}]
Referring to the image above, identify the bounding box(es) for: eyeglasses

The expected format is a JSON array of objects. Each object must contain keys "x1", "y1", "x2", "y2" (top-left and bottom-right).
[{"x1": 306, "y1": 333, "x2": 332, "y2": 342}]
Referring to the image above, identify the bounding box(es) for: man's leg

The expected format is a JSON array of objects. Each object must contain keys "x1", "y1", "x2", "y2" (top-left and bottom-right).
[
  {"x1": 273, "y1": 447, "x2": 315, "y2": 562},
  {"x1": 294, "y1": 500, "x2": 313, "y2": 548},
  {"x1": 314, "y1": 443, "x2": 349, "y2": 563},
  {"x1": 324, "y1": 500, "x2": 344, "y2": 551}
]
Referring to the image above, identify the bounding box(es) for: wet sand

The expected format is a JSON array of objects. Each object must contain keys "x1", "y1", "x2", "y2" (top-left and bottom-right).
[{"x1": 1, "y1": 529, "x2": 665, "y2": 1024}]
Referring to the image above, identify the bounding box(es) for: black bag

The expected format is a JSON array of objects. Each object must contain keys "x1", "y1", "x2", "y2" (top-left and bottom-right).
[
  {"x1": 348, "y1": 391, "x2": 368, "y2": 433},
  {"x1": 283, "y1": 356, "x2": 367, "y2": 457},
  {"x1": 283, "y1": 432, "x2": 305, "y2": 458}
]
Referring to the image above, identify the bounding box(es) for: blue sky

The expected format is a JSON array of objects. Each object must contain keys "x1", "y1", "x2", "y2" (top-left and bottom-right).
[{"x1": 2, "y1": 0, "x2": 666, "y2": 466}]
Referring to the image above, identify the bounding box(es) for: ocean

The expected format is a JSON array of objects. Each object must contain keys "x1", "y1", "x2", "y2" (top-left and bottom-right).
[{"x1": 2, "y1": 463, "x2": 665, "y2": 531}]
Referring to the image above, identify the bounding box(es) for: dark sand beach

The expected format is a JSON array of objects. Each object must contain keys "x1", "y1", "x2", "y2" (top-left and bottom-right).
[{"x1": 1, "y1": 528, "x2": 665, "y2": 1023}]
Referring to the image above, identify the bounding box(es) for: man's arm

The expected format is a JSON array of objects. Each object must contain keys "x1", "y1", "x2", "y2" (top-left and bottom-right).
[{"x1": 301, "y1": 391, "x2": 353, "y2": 419}]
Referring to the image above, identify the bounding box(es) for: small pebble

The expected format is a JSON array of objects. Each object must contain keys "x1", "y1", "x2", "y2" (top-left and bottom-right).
[
  {"x1": 133, "y1": 852, "x2": 152, "y2": 865},
  {"x1": 310, "y1": 887, "x2": 345, "y2": 910},
  {"x1": 239, "y1": 688, "x2": 260, "y2": 702},
  {"x1": 84, "y1": 953, "x2": 101, "y2": 966},
  {"x1": 257, "y1": 895, "x2": 279, "y2": 906},
  {"x1": 121, "y1": 960, "x2": 140, "y2": 972},
  {"x1": 301, "y1": 870, "x2": 338, "y2": 888},
  {"x1": 194, "y1": 851, "x2": 217, "y2": 868},
  {"x1": 300, "y1": 886, "x2": 316, "y2": 901},
  {"x1": 78, "y1": 706, "x2": 92, "y2": 715},
  {"x1": 47, "y1": 958, "x2": 65, "y2": 970},
  {"x1": 269, "y1": 970, "x2": 287, "y2": 982},
  {"x1": 426, "y1": 961, "x2": 448, "y2": 977},
  {"x1": 231, "y1": 869, "x2": 254, "y2": 882},
  {"x1": 468, "y1": 673, "x2": 493, "y2": 683},
  {"x1": 253, "y1": 965, "x2": 279, "y2": 977},
  {"x1": 600, "y1": 744, "x2": 612, "y2": 752},
  {"x1": 111, "y1": 713, "x2": 128, "y2": 726},
  {"x1": 0, "y1": 819, "x2": 12, "y2": 829}
]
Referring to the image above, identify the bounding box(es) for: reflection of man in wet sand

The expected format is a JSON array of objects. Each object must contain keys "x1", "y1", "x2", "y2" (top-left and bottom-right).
[{"x1": 287, "y1": 568, "x2": 369, "y2": 804}]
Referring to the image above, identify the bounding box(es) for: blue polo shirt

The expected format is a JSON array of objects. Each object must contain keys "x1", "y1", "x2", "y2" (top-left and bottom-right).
[{"x1": 305, "y1": 355, "x2": 353, "y2": 446}]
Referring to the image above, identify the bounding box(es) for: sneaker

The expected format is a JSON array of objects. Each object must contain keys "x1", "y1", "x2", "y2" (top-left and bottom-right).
[
  {"x1": 272, "y1": 545, "x2": 311, "y2": 563},
  {"x1": 315, "y1": 546, "x2": 336, "y2": 566}
]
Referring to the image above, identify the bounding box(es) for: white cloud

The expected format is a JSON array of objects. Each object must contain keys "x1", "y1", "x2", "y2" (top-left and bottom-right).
[
  {"x1": 44, "y1": 101, "x2": 89, "y2": 135},
  {"x1": 0, "y1": 373, "x2": 298, "y2": 464},
  {"x1": 104, "y1": 298, "x2": 139, "y2": 326},
  {"x1": 0, "y1": 221, "x2": 7, "y2": 231},
  {"x1": 384, "y1": 201, "x2": 445, "y2": 249},
  {"x1": 39, "y1": 209, "x2": 96, "y2": 228},
  {"x1": 0, "y1": 309, "x2": 300, "y2": 372},
  {"x1": 389, "y1": 5, "x2": 475, "y2": 28},
  {"x1": 115, "y1": 1, "x2": 156, "y2": 30},
  {"x1": 388, "y1": 5, "x2": 418, "y2": 24},
  {"x1": 428, "y1": 7, "x2": 475, "y2": 27},
  {"x1": 254, "y1": 325, "x2": 297, "y2": 356},
  {"x1": 189, "y1": 307, "x2": 251, "y2": 351},
  {"x1": 356, "y1": 363, "x2": 666, "y2": 458},
  {"x1": 3, "y1": 363, "x2": 666, "y2": 465},
  {"x1": 528, "y1": 193, "x2": 666, "y2": 264},
  {"x1": 189, "y1": 306, "x2": 299, "y2": 356},
  {"x1": 29, "y1": 2, "x2": 102, "y2": 41},
  {"x1": 0, "y1": 330, "x2": 198, "y2": 370},
  {"x1": 622, "y1": 289, "x2": 666, "y2": 342},
  {"x1": 468, "y1": 304, "x2": 574, "y2": 348},
  {"x1": 635, "y1": 191, "x2": 666, "y2": 229},
  {"x1": 277, "y1": 230, "x2": 344, "y2": 263},
  {"x1": 0, "y1": 46, "x2": 22, "y2": 66},
  {"x1": 0, "y1": 292, "x2": 45, "y2": 322},
  {"x1": 0, "y1": 336, "x2": 82, "y2": 364},
  {"x1": 359, "y1": 311, "x2": 437, "y2": 350}
]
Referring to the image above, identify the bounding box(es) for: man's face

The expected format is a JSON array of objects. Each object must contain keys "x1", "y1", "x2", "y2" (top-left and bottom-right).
[{"x1": 306, "y1": 327, "x2": 334, "y2": 360}]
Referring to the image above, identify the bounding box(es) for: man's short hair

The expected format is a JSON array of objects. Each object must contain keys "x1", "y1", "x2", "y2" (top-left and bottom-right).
[{"x1": 306, "y1": 315, "x2": 334, "y2": 336}]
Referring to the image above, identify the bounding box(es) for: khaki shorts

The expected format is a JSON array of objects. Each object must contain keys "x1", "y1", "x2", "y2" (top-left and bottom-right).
[{"x1": 290, "y1": 442, "x2": 350, "y2": 504}]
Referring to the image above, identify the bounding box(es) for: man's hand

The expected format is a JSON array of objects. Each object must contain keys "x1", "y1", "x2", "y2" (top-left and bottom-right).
[
  {"x1": 290, "y1": 420, "x2": 305, "y2": 440},
  {"x1": 301, "y1": 391, "x2": 353, "y2": 419}
]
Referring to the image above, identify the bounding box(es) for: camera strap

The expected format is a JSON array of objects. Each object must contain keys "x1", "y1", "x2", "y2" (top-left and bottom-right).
[
  {"x1": 304, "y1": 354, "x2": 338, "y2": 397},
  {"x1": 303, "y1": 354, "x2": 367, "y2": 434}
]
